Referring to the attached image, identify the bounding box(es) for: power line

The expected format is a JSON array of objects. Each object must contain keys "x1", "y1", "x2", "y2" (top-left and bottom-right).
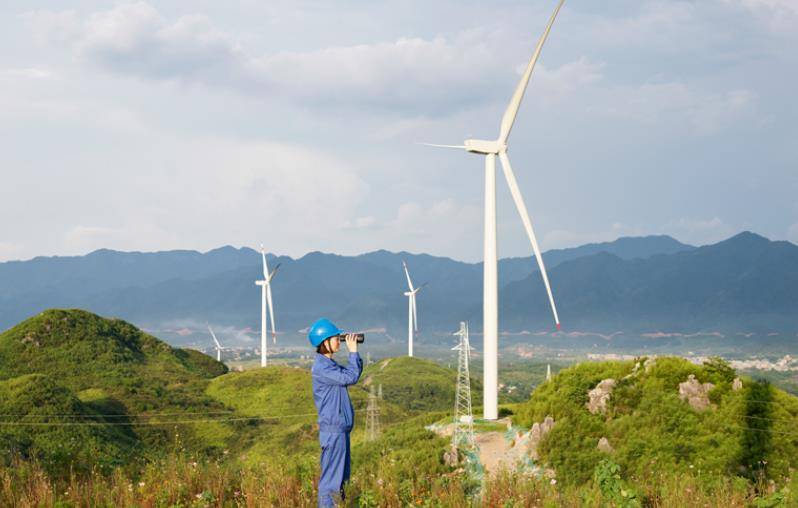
[
  {"x1": 0, "y1": 410, "x2": 238, "y2": 418},
  {"x1": 0, "y1": 405, "x2": 372, "y2": 427}
]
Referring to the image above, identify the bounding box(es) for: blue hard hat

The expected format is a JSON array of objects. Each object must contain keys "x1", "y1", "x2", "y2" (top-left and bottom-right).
[{"x1": 308, "y1": 318, "x2": 344, "y2": 347}]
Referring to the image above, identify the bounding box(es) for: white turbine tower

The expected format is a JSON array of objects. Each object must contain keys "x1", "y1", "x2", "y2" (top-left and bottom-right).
[
  {"x1": 402, "y1": 261, "x2": 425, "y2": 357},
  {"x1": 255, "y1": 245, "x2": 280, "y2": 367},
  {"x1": 425, "y1": 0, "x2": 566, "y2": 420},
  {"x1": 207, "y1": 325, "x2": 225, "y2": 362}
]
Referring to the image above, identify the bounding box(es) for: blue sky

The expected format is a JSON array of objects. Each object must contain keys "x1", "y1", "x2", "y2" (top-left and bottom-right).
[{"x1": 0, "y1": 0, "x2": 796, "y2": 262}]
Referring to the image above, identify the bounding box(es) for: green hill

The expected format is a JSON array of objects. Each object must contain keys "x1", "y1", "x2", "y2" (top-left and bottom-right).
[
  {"x1": 0, "y1": 373, "x2": 133, "y2": 474},
  {"x1": 516, "y1": 356, "x2": 798, "y2": 487},
  {"x1": 206, "y1": 363, "x2": 409, "y2": 465},
  {"x1": 0, "y1": 309, "x2": 235, "y2": 465},
  {"x1": 361, "y1": 356, "x2": 481, "y2": 413}
]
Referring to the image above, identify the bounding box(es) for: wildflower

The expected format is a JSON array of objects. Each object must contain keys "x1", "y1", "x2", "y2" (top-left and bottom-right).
[
  {"x1": 196, "y1": 493, "x2": 202, "y2": 499},
  {"x1": 689, "y1": 464, "x2": 694, "y2": 469},
  {"x1": 550, "y1": 479, "x2": 557, "y2": 485},
  {"x1": 138, "y1": 482, "x2": 145, "y2": 488}
]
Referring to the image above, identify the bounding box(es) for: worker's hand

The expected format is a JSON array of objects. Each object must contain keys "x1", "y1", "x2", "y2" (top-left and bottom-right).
[{"x1": 343, "y1": 333, "x2": 358, "y2": 353}]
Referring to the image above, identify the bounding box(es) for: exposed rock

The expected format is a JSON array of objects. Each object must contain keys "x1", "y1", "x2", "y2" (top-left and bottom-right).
[
  {"x1": 522, "y1": 415, "x2": 555, "y2": 460},
  {"x1": 732, "y1": 377, "x2": 743, "y2": 391},
  {"x1": 644, "y1": 357, "x2": 656, "y2": 373},
  {"x1": 678, "y1": 374, "x2": 715, "y2": 411},
  {"x1": 443, "y1": 446, "x2": 459, "y2": 467},
  {"x1": 586, "y1": 379, "x2": 616, "y2": 414},
  {"x1": 597, "y1": 437, "x2": 614, "y2": 453}
]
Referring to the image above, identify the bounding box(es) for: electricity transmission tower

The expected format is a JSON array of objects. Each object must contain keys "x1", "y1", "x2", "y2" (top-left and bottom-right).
[
  {"x1": 452, "y1": 321, "x2": 476, "y2": 450},
  {"x1": 365, "y1": 384, "x2": 381, "y2": 442}
]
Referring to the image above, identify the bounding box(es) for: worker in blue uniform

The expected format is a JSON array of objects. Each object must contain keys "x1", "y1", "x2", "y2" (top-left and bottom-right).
[{"x1": 309, "y1": 318, "x2": 363, "y2": 507}]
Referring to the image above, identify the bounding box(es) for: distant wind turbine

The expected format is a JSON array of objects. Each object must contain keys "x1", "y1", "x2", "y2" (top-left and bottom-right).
[
  {"x1": 423, "y1": 0, "x2": 566, "y2": 420},
  {"x1": 402, "y1": 261, "x2": 426, "y2": 357},
  {"x1": 255, "y1": 245, "x2": 280, "y2": 367},
  {"x1": 207, "y1": 324, "x2": 225, "y2": 362}
]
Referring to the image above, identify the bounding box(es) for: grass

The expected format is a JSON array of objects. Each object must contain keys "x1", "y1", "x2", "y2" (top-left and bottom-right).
[{"x1": 1, "y1": 452, "x2": 795, "y2": 507}]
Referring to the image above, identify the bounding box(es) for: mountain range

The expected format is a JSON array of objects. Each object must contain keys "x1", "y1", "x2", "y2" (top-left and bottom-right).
[{"x1": 1, "y1": 232, "x2": 796, "y2": 346}]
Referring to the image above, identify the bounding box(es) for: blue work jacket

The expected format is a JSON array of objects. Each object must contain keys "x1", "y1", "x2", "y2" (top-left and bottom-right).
[{"x1": 311, "y1": 352, "x2": 363, "y2": 434}]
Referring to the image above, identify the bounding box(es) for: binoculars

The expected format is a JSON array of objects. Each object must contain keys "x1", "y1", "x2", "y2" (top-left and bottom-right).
[{"x1": 341, "y1": 333, "x2": 365, "y2": 344}]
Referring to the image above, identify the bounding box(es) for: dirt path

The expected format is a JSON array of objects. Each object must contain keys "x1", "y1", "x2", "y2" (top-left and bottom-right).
[{"x1": 475, "y1": 432, "x2": 514, "y2": 473}]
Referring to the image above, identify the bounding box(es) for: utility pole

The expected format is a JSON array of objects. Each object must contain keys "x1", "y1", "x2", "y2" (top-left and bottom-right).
[
  {"x1": 452, "y1": 321, "x2": 476, "y2": 451},
  {"x1": 366, "y1": 384, "x2": 381, "y2": 442},
  {"x1": 366, "y1": 351, "x2": 372, "y2": 366},
  {"x1": 378, "y1": 383, "x2": 383, "y2": 400}
]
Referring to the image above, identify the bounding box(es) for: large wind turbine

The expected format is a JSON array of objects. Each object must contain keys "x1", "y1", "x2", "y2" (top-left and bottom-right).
[
  {"x1": 207, "y1": 325, "x2": 225, "y2": 362},
  {"x1": 425, "y1": 0, "x2": 566, "y2": 420},
  {"x1": 255, "y1": 245, "x2": 280, "y2": 367},
  {"x1": 402, "y1": 261, "x2": 425, "y2": 357}
]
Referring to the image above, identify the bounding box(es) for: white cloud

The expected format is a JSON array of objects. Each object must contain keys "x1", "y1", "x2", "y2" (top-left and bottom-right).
[
  {"x1": 0, "y1": 242, "x2": 25, "y2": 261},
  {"x1": 722, "y1": 0, "x2": 798, "y2": 33},
  {"x1": 24, "y1": 3, "x2": 503, "y2": 115},
  {"x1": 0, "y1": 67, "x2": 53, "y2": 80},
  {"x1": 662, "y1": 217, "x2": 735, "y2": 245},
  {"x1": 787, "y1": 223, "x2": 798, "y2": 245},
  {"x1": 526, "y1": 57, "x2": 604, "y2": 105},
  {"x1": 595, "y1": 82, "x2": 758, "y2": 135}
]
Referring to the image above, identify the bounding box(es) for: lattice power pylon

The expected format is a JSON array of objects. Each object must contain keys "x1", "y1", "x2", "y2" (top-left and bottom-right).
[
  {"x1": 365, "y1": 384, "x2": 381, "y2": 442},
  {"x1": 451, "y1": 321, "x2": 476, "y2": 451}
]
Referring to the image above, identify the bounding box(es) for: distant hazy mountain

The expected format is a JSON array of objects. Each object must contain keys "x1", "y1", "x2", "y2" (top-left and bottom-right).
[
  {"x1": 501, "y1": 232, "x2": 798, "y2": 333},
  {"x1": 8, "y1": 233, "x2": 796, "y2": 343},
  {"x1": 0, "y1": 235, "x2": 695, "y2": 338}
]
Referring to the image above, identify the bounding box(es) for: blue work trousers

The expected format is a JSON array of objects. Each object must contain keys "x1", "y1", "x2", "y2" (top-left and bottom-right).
[{"x1": 318, "y1": 431, "x2": 351, "y2": 507}]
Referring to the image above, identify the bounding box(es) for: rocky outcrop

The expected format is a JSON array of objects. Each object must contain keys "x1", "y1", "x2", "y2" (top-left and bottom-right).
[
  {"x1": 586, "y1": 379, "x2": 616, "y2": 414},
  {"x1": 597, "y1": 437, "x2": 614, "y2": 453},
  {"x1": 443, "y1": 445, "x2": 459, "y2": 467},
  {"x1": 732, "y1": 377, "x2": 743, "y2": 391},
  {"x1": 515, "y1": 415, "x2": 555, "y2": 460},
  {"x1": 678, "y1": 374, "x2": 715, "y2": 411}
]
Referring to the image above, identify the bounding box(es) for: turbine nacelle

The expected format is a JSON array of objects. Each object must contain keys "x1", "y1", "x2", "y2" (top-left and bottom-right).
[{"x1": 464, "y1": 139, "x2": 505, "y2": 155}]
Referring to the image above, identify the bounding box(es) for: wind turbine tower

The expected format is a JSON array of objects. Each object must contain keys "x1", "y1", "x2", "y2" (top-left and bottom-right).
[
  {"x1": 402, "y1": 261, "x2": 426, "y2": 357},
  {"x1": 255, "y1": 245, "x2": 280, "y2": 367},
  {"x1": 425, "y1": 0, "x2": 566, "y2": 420},
  {"x1": 452, "y1": 321, "x2": 476, "y2": 451}
]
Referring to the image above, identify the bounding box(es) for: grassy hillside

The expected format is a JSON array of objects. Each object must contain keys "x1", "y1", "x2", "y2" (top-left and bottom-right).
[
  {"x1": 0, "y1": 374, "x2": 133, "y2": 474},
  {"x1": 517, "y1": 356, "x2": 798, "y2": 488},
  {"x1": 361, "y1": 356, "x2": 481, "y2": 413},
  {"x1": 206, "y1": 361, "x2": 410, "y2": 465},
  {"x1": 0, "y1": 309, "x2": 235, "y2": 464}
]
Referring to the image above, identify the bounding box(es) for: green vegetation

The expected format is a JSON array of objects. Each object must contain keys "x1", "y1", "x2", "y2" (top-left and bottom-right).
[
  {"x1": 361, "y1": 356, "x2": 481, "y2": 413},
  {"x1": 517, "y1": 356, "x2": 798, "y2": 490},
  {"x1": 3, "y1": 310, "x2": 798, "y2": 506}
]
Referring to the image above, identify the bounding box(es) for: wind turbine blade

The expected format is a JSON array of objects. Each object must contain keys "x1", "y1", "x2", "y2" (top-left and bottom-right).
[
  {"x1": 268, "y1": 263, "x2": 281, "y2": 282},
  {"x1": 498, "y1": 152, "x2": 561, "y2": 329},
  {"x1": 412, "y1": 295, "x2": 418, "y2": 332},
  {"x1": 419, "y1": 143, "x2": 466, "y2": 149},
  {"x1": 266, "y1": 284, "x2": 276, "y2": 339},
  {"x1": 260, "y1": 245, "x2": 269, "y2": 279},
  {"x1": 402, "y1": 261, "x2": 415, "y2": 291},
  {"x1": 208, "y1": 325, "x2": 222, "y2": 349},
  {"x1": 498, "y1": 0, "x2": 565, "y2": 145},
  {"x1": 418, "y1": 282, "x2": 428, "y2": 290}
]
